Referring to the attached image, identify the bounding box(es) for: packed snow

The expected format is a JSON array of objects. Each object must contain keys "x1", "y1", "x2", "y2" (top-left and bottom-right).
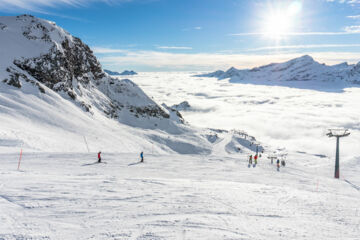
[{"x1": 0, "y1": 152, "x2": 359, "y2": 239}]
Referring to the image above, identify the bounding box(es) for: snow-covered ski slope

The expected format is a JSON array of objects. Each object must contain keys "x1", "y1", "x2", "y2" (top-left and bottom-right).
[{"x1": 0, "y1": 152, "x2": 359, "y2": 239}]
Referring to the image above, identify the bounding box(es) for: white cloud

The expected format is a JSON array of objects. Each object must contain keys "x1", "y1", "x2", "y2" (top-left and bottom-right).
[
  {"x1": 92, "y1": 47, "x2": 127, "y2": 54},
  {"x1": 230, "y1": 31, "x2": 360, "y2": 37},
  {"x1": 248, "y1": 44, "x2": 360, "y2": 51},
  {"x1": 156, "y1": 46, "x2": 192, "y2": 50},
  {"x1": 326, "y1": 0, "x2": 360, "y2": 4},
  {"x1": 0, "y1": 0, "x2": 131, "y2": 12},
  {"x1": 95, "y1": 47, "x2": 360, "y2": 71},
  {"x1": 182, "y1": 26, "x2": 203, "y2": 31},
  {"x1": 347, "y1": 15, "x2": 360, "y2": 19},
  {"x1": 344, "y1": 25, "x2": 360, "y2": 33}
]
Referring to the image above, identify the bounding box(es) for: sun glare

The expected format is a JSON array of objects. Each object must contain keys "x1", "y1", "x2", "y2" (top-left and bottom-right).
[
  {"x1": 264, "y1": 14, "x2": 291, "y2": 38},
  {"x1": 262, "y1": 1, "x2": 302, "y2": 39}
]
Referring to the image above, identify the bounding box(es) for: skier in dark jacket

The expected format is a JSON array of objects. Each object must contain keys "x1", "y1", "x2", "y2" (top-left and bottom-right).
[
  {"x1": 248, "y1": 155, "x2": 253, "y2": 167},
  {"x1": 140, "y1": 151, "x2": 144, "y2": 162},
  {"x1": 98, "y1": 151, "x2": 102, "y2": 163},
  {"x1": 276, "y1": 159, "x2": 280, "y2": 171}
]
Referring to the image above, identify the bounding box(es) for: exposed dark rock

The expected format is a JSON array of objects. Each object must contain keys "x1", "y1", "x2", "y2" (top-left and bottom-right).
[
  {"x1": 13, "y1": 37, "x2": 104, "y2": 92},
  {"x1": 171, "y1": 101, "x2": 191, "y2": 111},
  {"x1": 0, "y1": 22, "x2": 7, "y2": 30},
  {"x1": 130, "y1": 106, "x2": 170, "y2": 119},
  {"x1": 4, "y1": 67, "x2": 45, "y2": 93}
]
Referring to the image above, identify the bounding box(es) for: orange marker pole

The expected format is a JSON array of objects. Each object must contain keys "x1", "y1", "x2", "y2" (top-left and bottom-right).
[{"x1": 17, "y1": 149, "x2": 23, "y2": 170}]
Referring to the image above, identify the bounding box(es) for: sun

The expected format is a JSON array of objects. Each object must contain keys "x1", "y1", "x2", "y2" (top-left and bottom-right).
[
  {"x1": 261, "y1": 1, "x2": 302, "y2": 39},
  {"x1": 263, "y1": 14, "x2": 291, "y2": 38}
]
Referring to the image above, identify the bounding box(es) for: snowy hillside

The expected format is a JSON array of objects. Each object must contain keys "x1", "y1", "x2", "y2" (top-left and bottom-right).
[
  {"x1": 0, "y1": 15, "x2": 262, "y2": 155},
  {"x1": 197, "y1": 55, "x2": 360, "y2": 89}
]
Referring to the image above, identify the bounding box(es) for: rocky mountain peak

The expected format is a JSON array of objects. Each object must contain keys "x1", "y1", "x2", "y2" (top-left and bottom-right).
[
  {"x1": 294, "y1": 54, "x2": 314, "y2": 62},
  {"x1": 0, "y1": 15, "x2": 176, "y2": 129}
]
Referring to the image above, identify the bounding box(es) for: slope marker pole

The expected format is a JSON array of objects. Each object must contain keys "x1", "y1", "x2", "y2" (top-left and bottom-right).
[
  {"x1": 83, "y1": 136, "x2": 90, "y2": 153},
  {"x1": 17, "y1": 148, "x2": 23, "y2": 170}
]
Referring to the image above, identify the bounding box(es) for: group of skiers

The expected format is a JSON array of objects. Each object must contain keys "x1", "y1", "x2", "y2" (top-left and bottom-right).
[
  {"x1": 97, "y1": 151, "x2": 144, "y2": 163},
  {"x1": 275, "y1": 158, "x2": 286, "y2": 171},
  {"x1": 97, "y1": 150, "x2": 285, "y2": 171},
  {"x1": 249, "y1": 153, "x2": 286, "y2": 171},
  {"x1": 248, "y1": 154, "x2": 260, "y2": 167}
]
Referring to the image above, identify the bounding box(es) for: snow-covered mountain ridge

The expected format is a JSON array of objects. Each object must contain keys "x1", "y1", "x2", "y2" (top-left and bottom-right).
[
  {"x1": 197, "y1": 55, "x2": 360, "y2": 85},
  {"x1": 0, "y1": 15, "x2": 264, "y2": 154}
]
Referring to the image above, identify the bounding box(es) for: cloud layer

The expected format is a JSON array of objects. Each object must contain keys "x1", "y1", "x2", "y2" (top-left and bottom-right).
[
  {"x1": 130, "y1": 72, "x2": 360, "y2": 159},
  {"x1": 95, "y1": 47, "x2": 360, "y2": 71}
]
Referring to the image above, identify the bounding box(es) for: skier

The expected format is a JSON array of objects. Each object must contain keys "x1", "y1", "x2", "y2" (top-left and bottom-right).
[
  {"x1": 276, "y1": 159, "x2": 280, "y2": 171},
  {"x1": 254, "y1": 154, "x2": 258, "y2": 167},
  {"x1": 140, "y1": 151, "x2": 144, "y2": 162},
  {"x1": 98, "y1": 151, "x2": 102, "y2": 163},
  {"x1": 281, "y1": 159, "x2": 286, "y2": 167},
  {"x1": 248, "y1": 155, "x2": 252, "y2": 168}
]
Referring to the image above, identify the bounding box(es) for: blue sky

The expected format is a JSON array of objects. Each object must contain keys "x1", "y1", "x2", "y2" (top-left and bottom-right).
[{"x1": 0, "y1": 0, "x2": 360, "y2": 71}]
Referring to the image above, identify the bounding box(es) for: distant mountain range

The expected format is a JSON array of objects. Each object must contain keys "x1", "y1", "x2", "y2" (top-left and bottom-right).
[
  {"x1": 196, "y1": 55, "x2": 360, "y2": 87},
  {"x1": 104, "y1": 69, "x2": 138, "y2": 76}
]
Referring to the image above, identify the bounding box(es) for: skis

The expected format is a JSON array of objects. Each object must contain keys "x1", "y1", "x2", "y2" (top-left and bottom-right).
[
  {"x1": 128, "y1": 161, "x2": 143, "y2": 166},
  {"x1": 82, "y1": 161, "x2": 107, "y2": 166}
]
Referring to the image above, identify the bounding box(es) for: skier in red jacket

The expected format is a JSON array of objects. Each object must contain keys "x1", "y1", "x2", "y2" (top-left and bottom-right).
[{"x1": 98, "y1": 151, "x2": 101, "y2": 163}]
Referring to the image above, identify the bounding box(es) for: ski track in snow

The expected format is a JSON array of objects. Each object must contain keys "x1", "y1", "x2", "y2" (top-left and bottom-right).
[{"x1": 0, "y1": 152, "x2": 359, "y2": 239}]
